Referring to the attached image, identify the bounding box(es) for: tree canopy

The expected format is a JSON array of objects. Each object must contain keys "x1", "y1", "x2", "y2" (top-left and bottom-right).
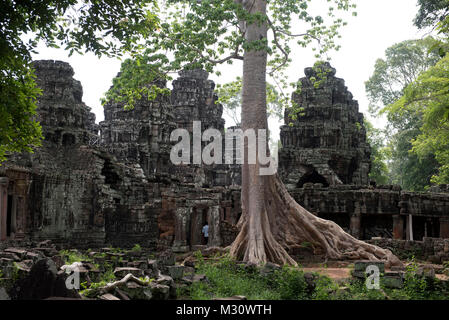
[
  {"x1": 379, "y1": 0, "x2": 449, "y2": 186},
  {"x1": 414, "y1": 0, "x2": 449, "y2": 30},
  {"x1": 388, "y1": 54, "x2": 449, "y2": 184},
  {"x1": 0, "y1": 0, "x2": 159, "y2": 162},
  {"x1": 365, "y1": 37, "x2": 443, "y2": 190}
]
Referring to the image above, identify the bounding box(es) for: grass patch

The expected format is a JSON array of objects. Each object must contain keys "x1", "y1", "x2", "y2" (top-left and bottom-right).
[{"x1": 182, "y1": 253, "x2": 449, "y2": 300}]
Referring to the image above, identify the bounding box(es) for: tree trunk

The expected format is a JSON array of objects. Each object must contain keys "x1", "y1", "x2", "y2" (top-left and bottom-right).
[{"x1": 229, "y1": 0, "x2": 402, "y2": 268}]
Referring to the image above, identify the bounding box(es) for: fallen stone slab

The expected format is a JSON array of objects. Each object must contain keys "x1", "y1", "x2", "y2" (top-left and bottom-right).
[
  {"x1": 352, "y1": 261, "x2": 385, "y2": 279},
  {"x1": 121, "y1": 281, "x2": 153, "y2": 300},
  {"x1": 383, "y1": 271, "x2": 405, "y2": 289},
  {"x1": 192, "y1": 274, "x2": 208, "y2": 283},
  {"x1": 100, "y1": 293, "x2": 121, "y2": 301},
  {"x1": 4, "y1": 248, "x2": 27, "y2": 259},
  {"x1": 33, "y1": 247, "x2": 58, "y2": 257},
  {"x1": 149, "y1": 283, "x2": 170, "y2": 300},
  {"x1": 114, "y1": 267, "x2": 144, "y2": 279},
  {"x1": 26, "y1": 251, "x2": 42, "y2": 262},
  {"x1": 0, "y1": 252, "x2": 20, "y2": 261},
  {"x1": 167, "y1": 265, "x2": 185, "y2": 280}
]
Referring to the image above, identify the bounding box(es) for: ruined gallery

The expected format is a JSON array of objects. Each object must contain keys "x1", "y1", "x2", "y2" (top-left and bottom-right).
[{"x1": 1, "y1": 60, "x2": 449, "y2": 262}]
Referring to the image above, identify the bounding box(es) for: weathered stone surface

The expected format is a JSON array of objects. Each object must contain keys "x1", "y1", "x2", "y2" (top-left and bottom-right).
[
  {"x1": 113, "y1": 267, "x2": 144, "y2": 279},
  {"x1": 167, "y1": 265, "x2": 185, "y2": 280},
  {"x1": 99, "y1": 293, "x2": 120, "y2": 300},
  {"x1": 279, "y1": 62, "x2": 371, "y2": 188},
  {"x1": 9, "y1": 258, "x2": 80, "y2": 300},
  {"x1": 383, "y1": 272, "x2": 404, "y2": 289},
  {"x1": 1, "y1": 59, "x2": 449, "y2": 256},
  {"x1": 0, "y1": 287, "x2": 10, "y2": 300}
]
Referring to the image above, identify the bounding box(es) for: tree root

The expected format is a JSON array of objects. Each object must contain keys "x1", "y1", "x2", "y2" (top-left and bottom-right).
[{"x1": 230, "y1": 174, "x2": 403, "y2": 268}]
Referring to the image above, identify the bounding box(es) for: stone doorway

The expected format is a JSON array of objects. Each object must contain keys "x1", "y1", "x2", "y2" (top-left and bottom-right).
[
  {"x1": 297, "y1": 170, "x2": 329, "y2": 188},
  {"x1": 413, "y1": 216, "x2": 440, "y2": 241},
  {"x1": 189, "y1": 207, "x2": 208, "y2": 248}
]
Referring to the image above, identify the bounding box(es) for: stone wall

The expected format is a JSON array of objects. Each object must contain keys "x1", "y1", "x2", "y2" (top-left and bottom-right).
[
  {"x1": 0, "y1": 61, "x2": 164, "y2": 248},
  {"x1": 1, "y1": 60, "x2": 449, "y2": 254},
  {"x1": 289, "y1": 183, "x2": 449, "y2": 241},
  {"x1": 367, "y1": 237, "x2": 449, "y2": 263}
]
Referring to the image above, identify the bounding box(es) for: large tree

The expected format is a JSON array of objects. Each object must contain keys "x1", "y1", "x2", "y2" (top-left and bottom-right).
[
  {"x1": 414, "y1": 0, "x2": 449, "y2": 30},
  {"x1": 111, "y1": 0, "x2": 401, "y2": 267},
  {"x1": 389, "y1": 54, "x2": 449, "y2": 185},
  {"x1": 0, "y1": 0, "x2": 159, "y2": 162},
  {"x1": 365, "y1": 37, "x2": 441, "y2": 191}
]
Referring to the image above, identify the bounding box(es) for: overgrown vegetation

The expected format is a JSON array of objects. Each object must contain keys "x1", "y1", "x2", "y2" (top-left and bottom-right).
[{"x1": 179, "y1": 252, "x2": 449, "y2": 300}]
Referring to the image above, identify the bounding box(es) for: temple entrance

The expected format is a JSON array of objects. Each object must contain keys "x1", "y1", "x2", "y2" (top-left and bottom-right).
[
  {"x1": 412, "y1": 216, "x2": 440, "y2": 240},
  {"x1": 361, "y1": 215, "x2": 393, "y2": 240},
  {"x1": 297, "y1": 170, "x2": 329, "y2": 188},
  {"x1": 189, "y1": 207, "x2": 208, "y2": 248}
]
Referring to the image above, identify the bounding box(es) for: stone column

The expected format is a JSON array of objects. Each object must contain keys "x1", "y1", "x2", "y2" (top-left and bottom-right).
[
  {"x1": 439, "y1": 217, "x2": 449, "y2": 239},
  {"x1": 350, "y1": 202, "x2": 361, "y2": 239},
  {"x1": 207, "y1": 206, "x2": 222, "y2": 247},
  {"x1": 350, "y1": 213, "x2": 362, "y2": 239},
  {"x1": 392, "y1": 215, "x2": 404, "y2": 240},
  {"x1": 172, "y1": 207, "x2": 190, "y2": 253},
  {"x1": 0, "y1": 177, "x2": 9, "y2": 241},
  {"x1": 406, "y1": 214, "x2": 414, "y2": 241}
]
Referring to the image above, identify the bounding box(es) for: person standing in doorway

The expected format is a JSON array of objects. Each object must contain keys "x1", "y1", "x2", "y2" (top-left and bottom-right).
[{"x1": 202, "y1": 222, "x2": 209, "y2": 245}]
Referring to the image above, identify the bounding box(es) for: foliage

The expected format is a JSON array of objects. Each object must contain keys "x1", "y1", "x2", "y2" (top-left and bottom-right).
[
  {"x1": 365, "y1": 37, "x2": 443, "y2": 190},
  {"x1": 403, "y1": 258, "x2": 428, "y2": 299},
  {"x1": 0, "y1": 60, "x2": 44, "y2": 163},
  {"x1": 311, "y1": 275, "x2": 340, "y2": 300},
  {"x1": 364, "y1": 119, "x2": 390, "y2": 185},
  {"x1": 101, "y1": 0, "x2": 356, "y2": 112},
  {"x1": 101, "y1": 54, "x2": 171, "y2": 110},
  {"x1": 273, "y1": 265, "x2": 308, "y2": 300},
  {"x1": 387, "y1": 121, "x2": 439, "y2": 191},
  {"x1": 388, "y1": 55, "x2": 449, "y2": 184},
  {"x1": 0, "y1": 0, "x2": 160, "y2": 162},
  {"x1": 414, "y1": 0, "x2": 449, "y2": 30},
  {"x1": 59, "y1": 249, "x2": 92, "y2": 265},
  {"x1": 131, "y1": 244, "x2": 142, "y2": 252},
  {"x1": 365, "y1": 37, "x2": 441, "y2": 115},
  {"x1": 216, "y1": 77, "x2": 285, "y2": 126},
  {"x1": 187, "y1": 254, "x2": 305, "y2": 300},
  {"x1": 182, "y1": 255, "x2": 449, "y2": 300}
]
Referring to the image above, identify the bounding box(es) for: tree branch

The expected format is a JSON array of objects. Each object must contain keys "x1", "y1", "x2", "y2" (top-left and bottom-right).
[{"x1": 176, "y1": 36, "x2": 243, "y2": 64}]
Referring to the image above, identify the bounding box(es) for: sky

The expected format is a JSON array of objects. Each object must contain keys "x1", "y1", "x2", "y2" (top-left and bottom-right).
[{"x1": 31, "y1": 0, "x2": 426, "y2": 140}]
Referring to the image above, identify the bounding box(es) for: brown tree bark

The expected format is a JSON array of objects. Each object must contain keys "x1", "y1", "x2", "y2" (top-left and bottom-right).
[{"x1": 229, "y1": 0, "x2": 402, "y2": 268}]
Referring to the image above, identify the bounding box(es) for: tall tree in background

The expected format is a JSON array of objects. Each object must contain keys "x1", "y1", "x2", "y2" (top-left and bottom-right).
[
  {"x1": 389, "y1": 56, "x2": 449, "y2": 185},
  {"x1": 388, "y1": 3, "x2": 449, "y2": 184},
  {"x1": 107, "y1": 0, "x2": 401, "y2": 266},
  {"x1": 0, "y1": 0, "x2": 159, "y2": 162},
  {"x1": 414, "y1": 0, "x2": 449, "y2": 30},
  {"x1": 365, "y1": 37, "x2": 441, "y2": 190}
]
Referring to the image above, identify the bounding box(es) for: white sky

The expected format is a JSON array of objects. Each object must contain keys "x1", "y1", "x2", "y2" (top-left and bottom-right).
[{"x1": 31, "y1": 0, "x2": 426, "y2": 140}]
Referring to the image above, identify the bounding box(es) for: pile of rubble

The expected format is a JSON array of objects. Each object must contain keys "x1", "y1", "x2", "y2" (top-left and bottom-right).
[{"x1": 0, "y1": 241, "x2": 208, "y2": 300}]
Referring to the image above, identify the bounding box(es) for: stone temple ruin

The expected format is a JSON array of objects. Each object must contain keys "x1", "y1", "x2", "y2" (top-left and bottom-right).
[{"x1": 1, "y1": 60, "x2": 449, "y2": 258}]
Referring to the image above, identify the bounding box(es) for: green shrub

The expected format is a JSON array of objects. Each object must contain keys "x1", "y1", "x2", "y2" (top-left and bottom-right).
[
  {"x1": 131, "y1": 244, "x2": 142, "y2": 252},
  {"x1": 403, "y1": 258, "x2": 427, "y2": 299},
  {"x1": 272, "y1": 266, "x2": 308, "y2": 300}
]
